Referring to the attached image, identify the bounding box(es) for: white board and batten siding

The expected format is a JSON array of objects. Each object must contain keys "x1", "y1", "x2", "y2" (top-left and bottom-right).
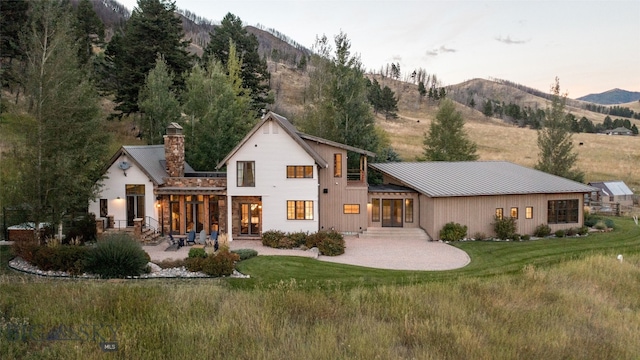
[{"x1": 225, "y1": 119, "x2": 320, "y2": 235}]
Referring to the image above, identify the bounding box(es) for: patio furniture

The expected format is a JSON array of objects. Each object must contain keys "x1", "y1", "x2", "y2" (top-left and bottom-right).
[
  {"x1": 211, "y1": 230, "x2": 219, "y2": 251},
  {"x1": 199, "y1": 229, "x2": 206, "y2": 244},
  {"x1": 186, "y1": 230, "x2": 196, "y2": 246}
]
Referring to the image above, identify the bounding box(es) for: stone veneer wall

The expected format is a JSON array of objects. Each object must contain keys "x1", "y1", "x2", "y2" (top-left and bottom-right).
[
  {"x1": 163, "y1": 134, "x2": 185, "y2": 177},
  {"x1": 163, "y1": 177, "x2": 226, "y2": 187},
  {"x1": 231, "y1": 196, "x2": 262, "y2": 237}
]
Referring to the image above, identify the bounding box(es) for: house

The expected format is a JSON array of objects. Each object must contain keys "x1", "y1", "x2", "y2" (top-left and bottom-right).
[
  {"x1": 604, "y1": 127, "x2": 633, "y2": 136},
  {"x1": 90, "y1": 112, "x2": 596, "y2": 242},
  {"x1": 89, "y1": 113, "x2": 374, "y2": 241},
  {"x1": 588, "y1": 180, "x2": 634, "y2": 208},
  {"x1": 368, "y1": 162, "x2": 597, "y2": 239}
]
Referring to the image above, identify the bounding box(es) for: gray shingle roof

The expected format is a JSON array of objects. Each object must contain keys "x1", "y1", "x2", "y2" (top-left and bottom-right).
[{"x1": 370, "y1": 161, "x2": 597, "y2": 197}]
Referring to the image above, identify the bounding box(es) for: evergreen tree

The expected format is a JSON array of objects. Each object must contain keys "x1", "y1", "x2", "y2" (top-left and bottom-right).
[
  {"x1": 73, "y1": 0, "x2": 104, "y2": 65},
  {"x1": 138, "y1": 55, "x2": 181, "y2": 145},
  {"x1": 631, "y1": 124, "x2": 638, "y2": 135},
  {"x1": 469, "y1": 98, "x2": 476, "y2": 109},
  {"x1": 535, "y1": 78, "x2": 584, "y2": 182},
  {"x1": 421, "y1": 99, "x2": 478, "y2": 161},
  {"x1": 299, "y1": 32, "x2": 380, "y2": 168},
  {"x1": 380, "y1": 85, "x2": 398, "y2": 119},
  {"x1": 183, "y1": 43, "x2": 255, "y2": 170},
  {"x1": 11, "y1": 0, "x2": 109, "y2": 232},
  {"x1": 603, "y1": 116, "x2": 613, "y2": 129},
  {"x1": 482, "y1": 100, "x2": 493, "y2": 117},
  {"x1": 578, "y1": 116, "x2": 595, "y2": 133},
  {"x1": 367, "y1": 79, "x2": 382, "y2": 113},
  {"x1": 0, "y1": 0, "x2": 29, "y2": 94},
  {"x1": 418, "y1": 81, "x2": 427, "y2": 98},
  {"x1": 106, "y1": 0, "x2": 191, "y2": 117},
  {"x1": 203, "y1": 13, "x2": 271, "y2": 115}
]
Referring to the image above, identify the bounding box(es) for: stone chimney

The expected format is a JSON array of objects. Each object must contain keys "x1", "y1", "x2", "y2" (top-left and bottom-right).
[{"x1": 164, "y1": 122, "x2": 184, "y2": 177}]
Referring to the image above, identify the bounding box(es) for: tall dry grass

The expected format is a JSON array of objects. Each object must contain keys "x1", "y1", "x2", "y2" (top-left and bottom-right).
[{"x1": 1, "y1": 254, "x2": 639, "y2": 359}]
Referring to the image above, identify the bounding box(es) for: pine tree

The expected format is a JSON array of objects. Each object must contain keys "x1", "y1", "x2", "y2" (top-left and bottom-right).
[
  {"x1": 106, "y1": 0, "x2": 191, "y2": 117},
  {"x1": 0, "y1": 0, "x2": 29, "y2": 95},
  {"x1": 11, "y1": 0, "x2": 109, "y2": 231},
  {"x1": 367, "y1": 79, "x2": 382, "y2": 113},
  {"x1": 183, "y1": 43, "x2": 255, "y2": 170},
  {"x1": 421, "y1": 99, "x2": 478, "y2": 161},
  {"x1": 138, "y1": 55, "x2": 181, "y2": 145},
  {"x1": 418, "y1": 81, "x2": 427, "y2": 99},
  {"x1": 380, "y1": 85, "x2": 398, "y2": 119},
  {"x1": 73, "y1": 0, "x2": 104, "y2": 65},
  {"x1": 299, "y1": 32, "x2": 380, "y2": 168},
  {"x1": 535, "y1": 78, "x2": 584, "y2": 182},
  {"x1": 203, "y1": 13, "x2": 271, "y2": 115}
]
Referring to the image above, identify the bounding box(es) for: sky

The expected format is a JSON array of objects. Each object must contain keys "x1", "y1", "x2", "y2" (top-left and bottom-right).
[{"x1": 119, "y1": 0, "x2": 640, "y2": 98}]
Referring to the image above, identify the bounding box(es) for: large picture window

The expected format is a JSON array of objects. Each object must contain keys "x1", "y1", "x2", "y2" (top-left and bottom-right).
[
  {"x1": 286, "y1": 165, "x2": 313, "y2": 178},
  {"x1": 548, "y1": 200, "x2": 579, "y2": 223},
  {"x1": 287, "y1": 201, "x2": 314, "y2": 220},
  {"x1": 237, "y1": 161, "x2": 255, "y2": 187}
]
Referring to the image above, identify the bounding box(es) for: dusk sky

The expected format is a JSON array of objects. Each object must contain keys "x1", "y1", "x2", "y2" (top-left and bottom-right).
[{"x1": 119, "y1": 0, "x2": 640, "y2": 98}]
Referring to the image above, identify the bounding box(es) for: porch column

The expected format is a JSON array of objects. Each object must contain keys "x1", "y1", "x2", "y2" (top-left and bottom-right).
[{"x1": 226, "y1": 194, "x2": 233, "y2": 242}]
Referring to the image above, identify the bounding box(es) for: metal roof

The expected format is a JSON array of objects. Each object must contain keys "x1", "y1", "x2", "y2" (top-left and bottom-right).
[
  {"x1": 370, "y1": 161, "x2": 597, "y2": 197},
  {"x1": 116, "y1": 145, "x2": 194, "y2": 185},
  {"x1": 588, "y1": 181, "x2": 633, "y2": 196}
]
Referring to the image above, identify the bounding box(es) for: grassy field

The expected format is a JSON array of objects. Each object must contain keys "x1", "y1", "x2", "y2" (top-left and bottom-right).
[{"x1": 1, "y1": 217, "x2": 639, "y2": 359}]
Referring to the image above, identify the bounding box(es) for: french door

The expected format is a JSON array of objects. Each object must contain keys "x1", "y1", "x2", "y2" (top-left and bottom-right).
[
  {"x1": 240, "y1": 203, "x2": 261, "y2": 235},
  {"x1": 382, "y1": 199, "x2": 403, "y2": 227}
]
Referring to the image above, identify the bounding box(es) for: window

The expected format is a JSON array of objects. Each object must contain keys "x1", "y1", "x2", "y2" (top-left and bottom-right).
[
  {"x1": 405, "y1": 199, "x2": 414, "y2": 223},
  {"x1": 334, "y1": 153, "x2": 342, "y2": 177},
  {"x1": 343, "y1": 204, "x2": 360, "y2": 214},
  {"x1": 287, "y1": 201, "x2": 314, "y2": 220},
  {"x1": 510, "y1": 207, "x2": 518, "y2": 219},
  {"x1": 371, "y1": 198, "x2": 380, "y2": 222},
  {"x1": 99, "y1": 199, "x2": 108, "y2": 217},
  {"x1": 286, "y1": 165, "x2": 313, "y2": 178},
  {"x1": 237, "y1": 161, "x2": 255, "y2": 187},
  {"x1": 495, "y1": 208, "x2": 503, "y2": 220},
  {"x1": 525, "y1": 207, "x2": 533, "y2": 219},
  {"x1": 548, "y1": 200, "x2": 579, "y2": 224}
]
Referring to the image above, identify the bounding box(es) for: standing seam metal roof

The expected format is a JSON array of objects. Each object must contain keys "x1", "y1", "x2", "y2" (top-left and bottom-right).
[
  {"x1": 588, "y1": 181, "x2": 633, "y2": 196},
  {"x1": 118, "y1": 145, "x2": 194, "y2": 185},
  {"x1": 369, "y1": 161, "x2": 597, "y2": 197}
]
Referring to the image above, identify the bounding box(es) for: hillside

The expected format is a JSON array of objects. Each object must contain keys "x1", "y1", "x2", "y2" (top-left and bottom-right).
[{"x1": 578, "y1": 89, "x2": 640, "y2": 105}]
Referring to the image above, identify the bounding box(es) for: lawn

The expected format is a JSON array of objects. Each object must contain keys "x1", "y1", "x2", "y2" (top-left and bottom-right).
[{"x1": 1, "y1": 217, "x2": 639, "y2": 359}]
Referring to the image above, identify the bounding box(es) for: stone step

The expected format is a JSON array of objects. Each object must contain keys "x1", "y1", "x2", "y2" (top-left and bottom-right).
[{"x1": 359, "y1": 227, "x2": 430, "y2": 240}]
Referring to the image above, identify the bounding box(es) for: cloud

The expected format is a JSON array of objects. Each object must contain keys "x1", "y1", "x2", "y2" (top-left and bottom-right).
[
  {"x1": 495, "y1": 35, "x2": 529, "y2": 45},
  {"x1": 426, "y1": 45, "x2": 457, "y2": 57}
]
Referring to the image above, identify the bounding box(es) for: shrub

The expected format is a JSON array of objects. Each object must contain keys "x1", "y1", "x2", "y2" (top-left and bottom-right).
[
  {"x1": 287, "y1": 231, "x2": 308, "y2": 247},
  {"x1": 305, "y1": 232, "x2": 322, "y2": 249},
  {"x1": 594, "y1": 221, "x2": 607, "y2": 230},
  {"x1": 555, "y1": 229, "x2": 566, "y2": 238},
  {"x1": 84, "y1": 233, "x2": 149, "y2": 278},
  {"x1": 156, "y1": 258, "x2": 187, "y2": 269},
  {"x1": 31, "y1": 245, "x2": 89, "y2": 275},
  {"x1": 185, "y1": 256, "x2": 205, "y2": 273},
  {"x1": 512, "y1": 233, "x2": 521, "y2": 241},
  {"x1": 261, "y1": 230, "x2": 285, "y2": 248},
  {"x1": 439, "y1": 222, "x2": 468, "y2": 242},
  {"x1": 584, "y1": 215, "x2": 602, "y2": 228},
  {"x1": 533, "y1": 224, "x2": 552, "y2": 237},
  {"x1": 566, "y1": 227, "x2": 577, "y2": 236},
  {"x1": 277, "y1": 236, "x2": 296, "y2": 249},
  {"x1": 578, "y1": 226, "x2": 589, "y2": 236},
  {"x1": 187, "y1": 250, "x2": 239, "y2": 276},
  {"x1": 11, "y1": 240, "x2": 41, "y2": 264},
  {"x1": 493, "y1": 216, "x2": 517, "y2": 240},
  {"x1": 316, "y1": 231, "x2": 345, "y2": 256},
  {"x1": 232, "y1": 248, "x2": 258, "y2": 261},
  {"x1": 521, "y1": 234, "x2": 531, "y2": 241},
  {"x1": 604, "y1": 218, "x2": 615, "y2": 229},
  {"x1": 188, "y1": 247, "x2": 207, "y2": 258},
  {"x1": 472, "y1": 232, "x2": 487, "y2": 241}
]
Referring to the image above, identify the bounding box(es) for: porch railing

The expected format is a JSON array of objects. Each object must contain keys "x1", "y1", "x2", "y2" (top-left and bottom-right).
[
  {"x1": 144, "y1": 216, "x2": 160, "y2": 234},
  {"x1": 347, "y1": 169, "x2": 365, "y2": 182}
]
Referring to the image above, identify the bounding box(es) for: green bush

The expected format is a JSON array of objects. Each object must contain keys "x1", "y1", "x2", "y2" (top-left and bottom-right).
[
  {"x1": 261, "y1": 230, "x2": 285, "y2": 248},
  {"x1": 31, "y1": 245, "x2": 89, "y2": 275},
  {"x1": 439, "y1": 222, "x2": 468, "y2": 242},
  {"x1": 64, "y1": 213, "x2": 97, "y2": 244},
  {"x1": 156, "y1": 258, "x2": 187, "y2": 269},
  {"x1": 521, "y1": 234, "x2": 531, "y2": 241},
  {"x1": 604, "y1": 218, "x2": 615, "y2": 229},
  {"x1": 555, "y1": 229, "x2": 566, "y2": 238},
  {"x1": 11, "y1": 240, "x2": 41, "y2": 264},
  {"x1": 566, "y1": 227, "x2": 577, "y2": 236},
  {"x1": 493, "y1": 216, "x2": 517, "y2": 240},
  {"x1": 84, "y1": 233, "x2": 149, "y2": 278},
  {"x1": 187, "y1": 250, "x2": 239, "y2": 276},
  {"x1": 472, "y1": 232, "x2": 487, "y2": 241},
  {"x1": 316, "y1": 231, "x2": 345, "y2": 256},
  {"x1": 578, "y1": 226, "x2": 589, "y2": 236},
  {"x1": 594, "y1": 221, "x2": 607, "y2": 230},
  {"x1": 533, "y1": 224, "x2": 552, "y2": 237},
  {"x1": 232, "y1": 248, "x2": 258, "y2": 261},
  {"x1": 512, "y1": 233, "x2": 521, "y2": 241},
  {"x1": 277, "y1": 236, "x2": 296, "y2": 249},
  {"x1": 188, "y1": 247, "x2": 207, "y2": 258},
  {"x1": 287, "y1": 231, "x2": 308, "y2": 247}
]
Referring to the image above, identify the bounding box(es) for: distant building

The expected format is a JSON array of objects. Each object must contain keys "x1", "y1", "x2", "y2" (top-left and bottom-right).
[
  {"x1": 604, "y1": 127, "x2": 633, "y2": 136},
  {"x1": 588, "y1": 180, "x2": 634, "y2": 207}
]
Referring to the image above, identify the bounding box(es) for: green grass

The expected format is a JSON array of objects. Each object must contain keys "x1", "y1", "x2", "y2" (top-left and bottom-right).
[{"x1": 1, "y1": 217, "x2": 639, "y2": 359}]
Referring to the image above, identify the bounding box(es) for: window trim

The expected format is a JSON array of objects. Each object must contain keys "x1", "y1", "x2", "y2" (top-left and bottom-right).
[
  {"x1": 237, "y1": 161, "x2": 255, "y2": 187},
  {"x1": 495, "y1": 208, "x2": 503, "y2": 220},
  {"x1": 286, "y1": 165, "x2": 313, "y2": 179},
  {"x1": 525, "y1": 206, "x2": 533, "y2": 219},
  {"x1": 371, "y1": 198, "x2": 380, "y2": 222},
  {"x1": 405, "y1": 199, "x2": 414, "y2": 223},
  {"x1": 548, "y1": 199, "x2": 579, "y2": 224},
  {"x1": 510, "y1": 207, "x2": 518, "y2": 219},
  {"x1": 343, "y1": 204, "x2": 360, "y2": 214},
  {"x1": 334, "y1": 153, "x2": 342, "y2": 177},
  {"x1": 287, "y1": 200, "x2": 314, "y2": 220}
]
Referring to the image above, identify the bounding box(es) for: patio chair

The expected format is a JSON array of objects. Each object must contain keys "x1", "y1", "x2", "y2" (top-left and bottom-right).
[
  {"x1": 186, "y1": 230, "x2": 196, "y2": 246},
  {"x1": 199, "y1": 229, "x2": 207, "y2": 244}
]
